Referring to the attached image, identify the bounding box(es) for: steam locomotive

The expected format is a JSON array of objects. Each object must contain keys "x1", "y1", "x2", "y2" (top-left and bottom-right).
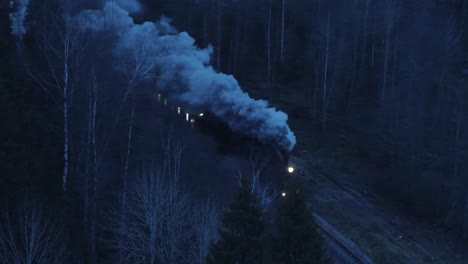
[{"x1": 156, "y1": 93, "x2": 296, "y2": 187}]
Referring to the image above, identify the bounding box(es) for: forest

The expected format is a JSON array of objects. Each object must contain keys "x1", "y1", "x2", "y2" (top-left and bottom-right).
[{"x1": 1, "y1": 0, "x2": 468, "y2": 263}]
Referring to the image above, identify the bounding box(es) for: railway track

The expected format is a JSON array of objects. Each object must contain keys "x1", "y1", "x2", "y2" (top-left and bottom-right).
[
  {"x1": 291, "y1": 154, "x2": 436, "y2": 263},
  {"x1": 288, "y1": 155, "x2": 375, "y2": 263},
  {"x1": 313, "y1": 213, "x2": 375, "y2": 264}
]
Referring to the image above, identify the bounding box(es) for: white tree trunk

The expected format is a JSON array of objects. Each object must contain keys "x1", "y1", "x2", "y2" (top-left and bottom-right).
[
  {"x1": 119, "y1": 95, "x2": 135, "y2": 263},
  {"x1": 362, "y1": 0, "x2": 370, "y2": 62},
  {"x1": 123, "y1": 97, "x2": 135, "y2": 183},
  {"x1": 62, "y1": 50, "x2": 69, "y2": 192},
  {"x1": 381, "y1": 1, "x2": 394, "y2": 103},
  {"x1": 382, "y1": 26, "x2": 390, "y2": 102},
  {"x1": 228, "y1": 2, "x2": 241, "y2": 74},
  {"x1": 348, "y1": 35, "x2": 358, "y2": 112},
  {"x1": 60, "y1": 17, "x2": 80, "y2": 193},
  {"x1": 322, "y1": 11, "x2": 330, "y2": 131},
  {"x1": 89, "y1": 70, "x2": 98, "y2": 264},
  {"x1": 203, "y1": 12, "x2": 209, "y2": 47},
  {"x1": 84, "y1": 70, "x2": 95, "y2": 227},
  {"x1": 216, "y1": 1, "x2": 223, "y2": 70},
  {"x1": 389, "y1": 10, "x2": 401, "y2": 134},
  {"x1": 371, "y1": 17, "x2": 376, "y2": 69},
  {"x1": 312, "y1": 0, "x2": 323, "y2": 116},
  {"x1": 280, "y1": 0, "x2": 286, "y2": 63},
  {"x1": 267, "y1": 0, "x2": 272, "y2": 94},
  {"x1": 30, "y1": 12, "x2": 84, "y2": 193}
]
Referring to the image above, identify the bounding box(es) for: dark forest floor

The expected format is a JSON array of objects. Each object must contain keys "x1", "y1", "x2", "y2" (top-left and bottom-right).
[{"x1": 251, "y1": 86, "x2": 468, "y2": 263}]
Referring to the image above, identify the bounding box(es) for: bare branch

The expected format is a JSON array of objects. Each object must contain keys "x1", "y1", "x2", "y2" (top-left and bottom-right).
[{"x1": 0, "y1": 202, "x2": 70, "y2": 264}]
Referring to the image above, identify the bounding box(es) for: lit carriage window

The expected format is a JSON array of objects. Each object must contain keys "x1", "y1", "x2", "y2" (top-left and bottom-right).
[
  {"x1": 157, "y1": 94, "x2": 161, "y2": 102},
  {"x1": 199, "y1": 113, "x2": 204, "y2": 117},
  {"x1": 177, "y1": 107, "x2": 181, "y2": 114},
  {"x1": 186, "y1": 113, "x2": 189, "y2": 122}
]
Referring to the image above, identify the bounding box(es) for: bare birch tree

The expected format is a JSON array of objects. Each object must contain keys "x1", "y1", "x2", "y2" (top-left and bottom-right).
[
  {"x1": 0, "y1": 203, "x2": 69, "y2": 264},
  {"x1": 321, "y1": 10, "x2": 330, "y2": 131},
  {"x1": 86, "y1": 68, "x2": 99, "y2": 264},
  {"x1": 235, "y1": 152, "x2": 278, "y2": 212},
  {"x1": 108, "y1": 128, "x2": 188, "y2": 264},
  {"x1": 190, "y1": 200, "x2": 220, "y2": 264},
  {"x1": 266, "y1": 0, "x2": 272, "y2": 94},
  {"x1": 381, "y1": 0, "x2": 397, "y2": 104},
  {"x1": 215, "y1": 0, "x2": 224, "y2": 70},
  {"x1": 107, "y1": 170, "x2": 193, "y2": 264},
  {"x1": 94, "y1": 31, "x2": 172, "y2": 260},
  {"x1": 27, "y1": 11, "x2": 86, "y2": 192},
  {"x1": 280, "y1": 0, "x2": 286, "y2": 63}
]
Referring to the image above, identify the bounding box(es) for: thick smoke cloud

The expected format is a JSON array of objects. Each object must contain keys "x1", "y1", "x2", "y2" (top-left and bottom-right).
[{"x1": 75, "y1": 1, "x2": 296, "y2": 152}]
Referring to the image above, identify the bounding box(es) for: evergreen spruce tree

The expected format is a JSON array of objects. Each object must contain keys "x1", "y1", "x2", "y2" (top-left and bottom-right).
[
  {"x1": 272, "y1": 178, "x2": 329, "y2": 264},
  {"x1": 207, "y1": 178, "x2": 265, "y2": 264}
]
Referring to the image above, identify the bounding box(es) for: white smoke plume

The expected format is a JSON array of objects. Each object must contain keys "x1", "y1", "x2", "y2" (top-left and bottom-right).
[
  {"x1": 9, "y1": 0, "x2": 30, "y2": 38},
  {"x1": 74, "y1": 1, "x2": 296, "y2": 152}
]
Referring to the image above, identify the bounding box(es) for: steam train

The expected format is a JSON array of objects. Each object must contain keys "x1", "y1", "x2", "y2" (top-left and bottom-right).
[{"x1": 156, "y1": 93, "x2": 296, "y2": 187}]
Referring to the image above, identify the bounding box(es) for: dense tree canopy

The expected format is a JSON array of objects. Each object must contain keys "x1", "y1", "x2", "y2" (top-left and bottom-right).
[{"x1": 1, "y1": 0, "x2": 468, "y2": 262}]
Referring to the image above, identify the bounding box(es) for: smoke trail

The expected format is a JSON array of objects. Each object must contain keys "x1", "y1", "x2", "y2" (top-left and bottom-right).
[
  {"x1": 9, "y1": 0, "x2": 29, "y2": 38},
  {"x1": 75, "y1": 1, "x2": 296, "y2": 152}
]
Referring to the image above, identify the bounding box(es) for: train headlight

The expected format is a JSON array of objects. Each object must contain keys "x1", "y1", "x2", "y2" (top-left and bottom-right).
[
  {"x1": 288, "y1": 166, "x2": 294, "y2": 173},
  {"x1": 281, "y1": 192, "x2": 286, "y2": 197}
]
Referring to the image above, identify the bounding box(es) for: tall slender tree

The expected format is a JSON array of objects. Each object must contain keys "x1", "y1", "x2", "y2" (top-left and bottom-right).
[
  {"x1": 280, "y1": 0, "x2": 286, "y2": 63},
  {"x1": 25, "y1": 4, "x2": 86, "y2": 192}
]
